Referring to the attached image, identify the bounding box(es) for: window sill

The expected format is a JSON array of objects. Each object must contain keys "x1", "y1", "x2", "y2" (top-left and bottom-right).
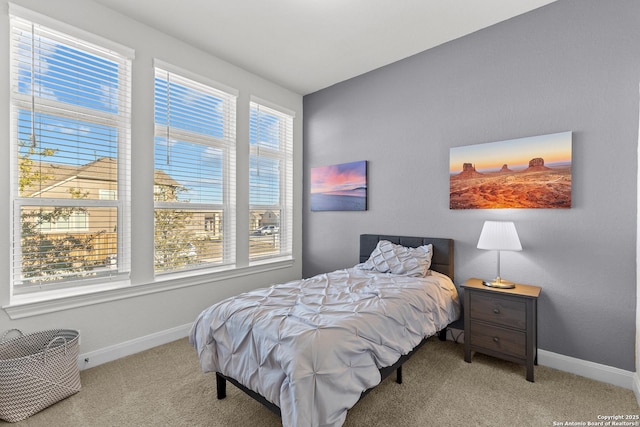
[{"x1": 3, "y1": 258, "x2": 295, "y2": 319}]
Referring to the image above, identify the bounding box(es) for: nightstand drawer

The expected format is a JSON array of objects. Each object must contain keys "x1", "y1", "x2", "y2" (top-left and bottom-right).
[
  {"x1": 469, "y1": 292, "x2": 526, "y2": 329},
  {"x1": 469, "y1": 322, "x2": 526, "y2": 359}
]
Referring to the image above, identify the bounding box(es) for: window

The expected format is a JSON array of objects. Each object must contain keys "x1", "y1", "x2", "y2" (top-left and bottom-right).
[
  {"x1": 10, "y1": 13, "x2": 132, "y2": 294},
  {"x1": 249, "y1": 100, "x2": 294, "y2": 261},
  {"x1": 154, "y1": 63, "x2": 237, "y2": 274},
  {"x1": 99, "y1": 189, "x2": 116, "y2": 200},
  {"x1": 38, "y1": 211, "x2": 88, "y2": 232}
]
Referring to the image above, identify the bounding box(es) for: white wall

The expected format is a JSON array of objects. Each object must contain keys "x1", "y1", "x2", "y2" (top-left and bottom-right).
[{"x1": 0, "y1": 0, "x2": 303, "y2": 363}]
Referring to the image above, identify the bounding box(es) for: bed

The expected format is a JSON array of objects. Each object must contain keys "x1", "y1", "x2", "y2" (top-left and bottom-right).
[{"x1": 189, "y1": 234, "x2": 460, "y2": 427}]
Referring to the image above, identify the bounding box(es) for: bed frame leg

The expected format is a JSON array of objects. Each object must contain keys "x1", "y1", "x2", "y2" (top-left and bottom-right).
[
  {"x1": 216, "y1": 373, "x2": 227, "y2": 399},
  {"x1": 438, "y1": 328, "x2": 447, "y2": 341},
  {"x1": 396, "y1": 366, "x2": 403, "y2": 384}
]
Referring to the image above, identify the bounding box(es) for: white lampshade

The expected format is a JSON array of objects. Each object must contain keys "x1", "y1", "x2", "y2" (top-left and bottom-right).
[{"x1": 477, "y1": 221, "x2": 522, "y2": 251}]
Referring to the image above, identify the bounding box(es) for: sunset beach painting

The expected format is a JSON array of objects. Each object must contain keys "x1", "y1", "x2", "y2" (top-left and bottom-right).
[
  {"x1": 450, "y1": 132, "x2": 572, "y2": 209},
  {"x1": 311, "y1": 160, "x2": 367, "y2": 211}
]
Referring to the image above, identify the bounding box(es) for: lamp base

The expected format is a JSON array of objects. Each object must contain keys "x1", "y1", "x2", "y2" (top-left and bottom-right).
[{"x1": 482, "y1": 277, "x2": 516, "y2": 289}]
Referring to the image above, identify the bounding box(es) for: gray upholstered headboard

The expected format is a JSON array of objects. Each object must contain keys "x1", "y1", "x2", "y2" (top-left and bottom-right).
[{"x1": 359, "y1": 234, "x2": 454, "y2": 281}]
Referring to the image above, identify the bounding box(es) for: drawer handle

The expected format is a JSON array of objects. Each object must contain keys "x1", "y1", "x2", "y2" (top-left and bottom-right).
[
  {"x1": 493, "y1": 337, "x2": 500, "y2": 343},
  {"x1": 493, "y1": 307, "x2": 501, "y2": 314}
]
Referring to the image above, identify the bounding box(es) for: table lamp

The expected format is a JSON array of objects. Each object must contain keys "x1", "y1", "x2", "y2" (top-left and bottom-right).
[{"x1": 477, "y1": 220, "x2": 522, "y2": 289}]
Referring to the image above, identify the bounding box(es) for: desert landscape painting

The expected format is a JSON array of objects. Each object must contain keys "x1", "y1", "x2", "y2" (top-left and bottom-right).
[{"x1": 450, "y1": 132, "x2": 572, "y2": 209}]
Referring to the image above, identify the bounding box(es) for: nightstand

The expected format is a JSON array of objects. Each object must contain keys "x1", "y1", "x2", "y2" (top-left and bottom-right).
[{"x1": 462, "y1": 278, "x2": 541, "y2": 382}]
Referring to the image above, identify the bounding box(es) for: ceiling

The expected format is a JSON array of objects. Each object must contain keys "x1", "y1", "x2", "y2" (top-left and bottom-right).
[{"x1": 93, "y1": 0, "x2": 557, "y2": 95}]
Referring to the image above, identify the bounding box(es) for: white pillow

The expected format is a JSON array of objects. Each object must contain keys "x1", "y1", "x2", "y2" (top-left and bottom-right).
[{"x1": 360, "y1": 240, "x2": 433, "y2": 277}]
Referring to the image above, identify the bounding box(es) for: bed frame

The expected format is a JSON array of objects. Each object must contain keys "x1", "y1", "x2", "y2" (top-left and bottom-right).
[{"x1": 215, "y1": 234, "x2": 456, "y2": 417}]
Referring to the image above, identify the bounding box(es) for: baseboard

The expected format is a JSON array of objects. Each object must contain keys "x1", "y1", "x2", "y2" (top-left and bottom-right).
[
  {"x1": 77, "y1": 325, "x2": 636, "y2": 393},
  {"x1": 78, "y1": 323, "x2": 192, "y2": 370},
  {"x1": 447, "y1": 328, "x2": 634, "y2": 391},
  {"x1": 538, "y1": 349, "x2": 635, "y2": 390}
]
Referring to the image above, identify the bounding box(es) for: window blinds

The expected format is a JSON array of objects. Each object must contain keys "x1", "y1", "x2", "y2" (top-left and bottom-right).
[
  {"x1": 249, "y1": 101, "x2": 294, "y2": 261},
  {"x1": 10, "y1": 13, "x2": 132, "y2": 292},
  {"x1": 154, "y1": 65, "x2": 237, "y2": 274}
]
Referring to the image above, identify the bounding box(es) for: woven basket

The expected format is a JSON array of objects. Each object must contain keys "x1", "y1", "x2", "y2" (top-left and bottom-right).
[{"x1": 0, "y1": 329, "x2": 81, "y2": 423}]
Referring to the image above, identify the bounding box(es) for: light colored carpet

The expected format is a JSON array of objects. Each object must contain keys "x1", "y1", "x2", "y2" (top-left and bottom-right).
[{"x1": 2, "y1": 337, "x2": 637, "y2": 426}]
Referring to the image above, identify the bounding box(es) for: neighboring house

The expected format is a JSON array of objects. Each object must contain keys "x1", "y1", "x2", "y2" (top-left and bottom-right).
[
  {"x1": 25, "y1": 157, "x2": 121, "y2": 233},
  {"x1": 23, "y1": 156, "x2": 275, "y2": 265},
  {"x1": 20, "y1": 157, "x2": 123, "y2": 266},
  {"x1": 250, "y1": 210, "x2": 280, "y2": 232},
  {"x1": 21, "y1": 157, "x2": 205, "y2": 265}
]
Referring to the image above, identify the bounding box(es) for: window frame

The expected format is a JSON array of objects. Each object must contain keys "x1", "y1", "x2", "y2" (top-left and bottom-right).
[
  {"x1": 153, "y1": 61, "x2": 238, "y2": 276},
  {"x1": 9, "y1": 7, "x2": 133, "y2": 298},
  {"x1": 249, "y1": 98, "x2": 294, "y2": 263}
]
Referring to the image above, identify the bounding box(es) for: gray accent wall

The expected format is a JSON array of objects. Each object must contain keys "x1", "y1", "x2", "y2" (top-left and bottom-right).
[{"x1": 303, "y1": 0, "x2": 639, "y2": 371}]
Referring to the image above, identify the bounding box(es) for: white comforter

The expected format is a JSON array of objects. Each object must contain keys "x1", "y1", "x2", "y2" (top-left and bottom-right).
[{"x1": 189, "y1": 268, "x2": 460, "y2": 427}]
